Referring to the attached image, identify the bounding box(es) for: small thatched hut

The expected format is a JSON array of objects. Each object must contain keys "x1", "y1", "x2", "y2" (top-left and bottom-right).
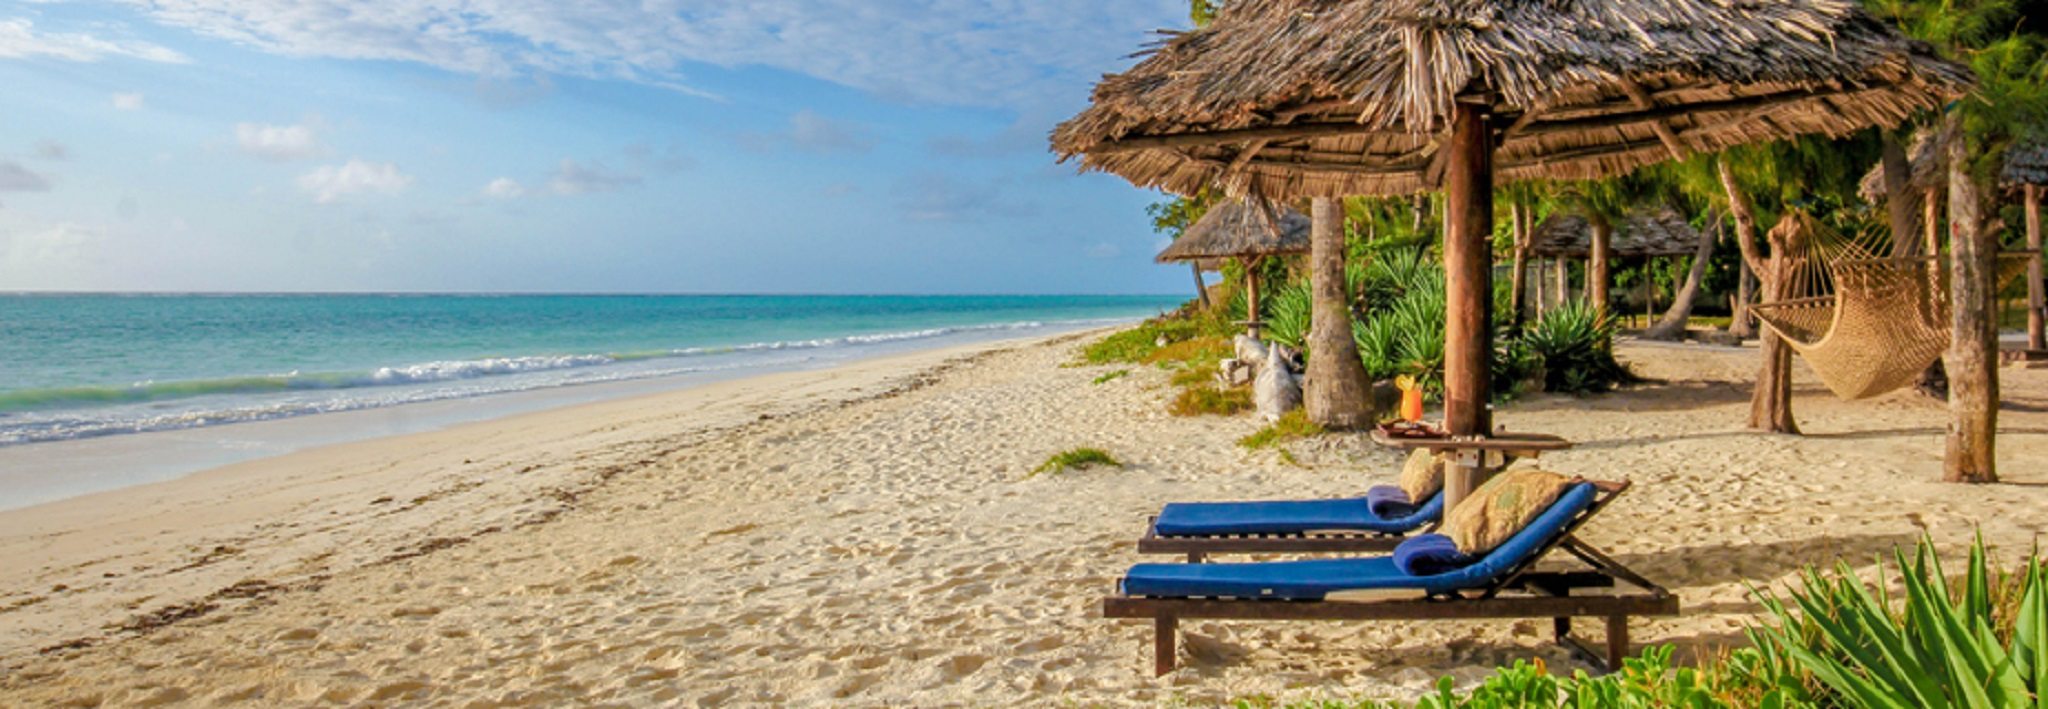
[
  {"x1": 1155, "y1": 198, "x2": 1310, "y2": 333},
  {"x1": 1528, "y1": 208, "x2": 1700, "y2": 259},
  {"x1": 1054, "y1": 0, "x2": 1969, "y2": 445}
]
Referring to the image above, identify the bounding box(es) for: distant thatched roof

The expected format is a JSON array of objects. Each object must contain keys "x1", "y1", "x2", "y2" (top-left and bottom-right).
[
  {"x1": 1858, "y1": 128, "x2": 1949, "y2": 203},
  {"x1": 1156, "y1": 198, "x2": 1310, "y2": 263},
  {"x1": 1528, "y1": 207, "x2": 1700, "y2": 258},
  {"x1": 2003, "y1": 139, "x2": 2048, "y2": 188},
  {"x1": 1052, "y1": 0, "x2": 1971, "y2": 199}
]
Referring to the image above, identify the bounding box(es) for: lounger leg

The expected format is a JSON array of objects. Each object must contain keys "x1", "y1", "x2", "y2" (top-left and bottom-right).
[
  {"x1": 1186, "y1": 551, "x2": 1205, "y2": 564},
  {"x1": 1553, "y1": 617, "x2": 1571, "y2": 645},
  {"x1": 1605, "y1": 616, "x2": 1629, "y2": 672},
  {"x1": 1154, "y1": 616, "x2": 1177, "y2": 676}
]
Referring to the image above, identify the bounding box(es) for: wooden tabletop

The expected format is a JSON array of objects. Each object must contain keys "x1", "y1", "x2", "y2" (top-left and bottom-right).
[{"x1": 1368, "y1": 428, "x2": 1574, "y2": 453}]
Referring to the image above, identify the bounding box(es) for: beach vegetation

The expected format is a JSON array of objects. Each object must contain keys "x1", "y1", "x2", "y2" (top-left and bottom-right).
[
  {"x1": 1091, "y1": 369, "x2": 1130, "y2": 385},
  {"x1": 1082, "y1": 311, "x2": 1235, "y2": 365},
  {"x1": 1519, "y1": 300, "x2": 1632, "y2": 395},
  {"x1": 1238, "y1": 410, "x2": 1325, "y2": 450},
  {"x1": 1169, "y1": 384, "x2": 1253, "y2": 417},
  {"x1": 1029, "y1": 447, "x2": 1122, "y2": 477},
  {"x1": 1144, "y1": 336, "x2": 1233, "y2": 369}
]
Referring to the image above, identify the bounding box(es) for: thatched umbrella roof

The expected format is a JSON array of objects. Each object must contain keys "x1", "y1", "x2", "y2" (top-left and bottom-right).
[
  {"x1": 1051, "y1": 0, "x2": 1971, "y2": 199},
  {"x1": 2002, "y1": 139, "x2": 2048, "y2": 188},
  {"x1": 1156, "y1": 198, "x2": 1311, "y2": 263},
  {"x1": 1858, "y1": 128, "x2": 1949, "y2": 203},
  {"x1": 1528, "y1": 207, "x2": 1699, "y2": 259}
]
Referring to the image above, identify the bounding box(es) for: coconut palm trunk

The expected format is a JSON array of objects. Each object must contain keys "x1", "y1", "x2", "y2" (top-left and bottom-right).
[
  {"x1": 1642, "y1": 211, "x2": 1719, "y2": 340},
  {"x1": 1719, "y1": 159, "x2": 1797, "y2": 434},
  {"x1": 1943, "y1": 124, "x2": 1997, "y2": 483},
  {"x1": 1303, "y1": 196, "x2": 1371, "y2": 428},
  {"x1": 1588, "y1": 215, "x2": 1612, "y2": 315}
]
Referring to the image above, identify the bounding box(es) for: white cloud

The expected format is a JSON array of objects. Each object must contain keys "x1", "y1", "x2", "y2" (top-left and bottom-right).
[
  {"x1": 546, "y1": 159, "x2": 639, "y2": 195},
  {"x1": 297, "y1": 159, "x2": 412, "y2": 203},
  {"x1": 893, "y1": 173, "x2": 1034, "y2": 223},
  {"x1": 124, "y1": 1, "x2": 1181, "y2": 108},
  {"x1": 1086, "y1": 242, "x2": 1120, "y2": 259},
  {"x1": 234, "y1": 120, "x2": 325, "y2": 161},
  {"x1": 111, "y1": 92, "x2": 145, "y2": 110},
  {"x1": 481, "y1": 177, "x2": 525, "y2": 199},
  {"x1": 0, "y1": 160, "x2": 52, "y2": 192},
  {"x1": 0, "y1": 18, "x2": 189, "y2": 64},
  {"x1": 739, "y1": 110, "x2": 875, "y2": 154}
]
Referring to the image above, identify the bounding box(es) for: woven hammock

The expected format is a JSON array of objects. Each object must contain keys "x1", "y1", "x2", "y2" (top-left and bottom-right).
[{"x1": 1749, "y1": 214, "x2": 2030, "y2": 400}]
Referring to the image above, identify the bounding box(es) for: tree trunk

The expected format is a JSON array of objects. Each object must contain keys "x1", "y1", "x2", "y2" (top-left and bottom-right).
[
  {"x1": 1719, "y1": 159, "x2": 1797, "y2": 433},
  {"x1": 1243, "y1": 258, "x2": 1262, "y2": 336},
  {"x1": 1916, "y1": 185, "x2": 1948, "y2": 399},
  {"x1": 1532, "y1": 257, "x2": 1548, "y2": 317},
  {"x1": 1190, "y1": 263, "x2": 1211, "y2": 309},
  {"x1": 2027, "y1": 184, "x2": 2043, "y2": 351},
  {"x1": 1643, "y1": 211, "x2": 1720, "y2": 340},
  {"x1": 1730, "y1": 259, "x2": 1757, "y2": 338},
  {"x1": 1441, "y1": 101, "x2": 1494, "y2": 438},
  {"x1": 1944, "y1": 125, "x2": 1997, "y2": 483},
  {"x1": 1882, "y1": 133, "x2": 1921, "y2": 256},
  {"x1": 1509, "y1": 202, "x2": 1528, "y2": 328},
  {"x1": 1589, "y1": 216, "x2": 1612, "y2": 315},
  {"x1": 1304, "y1": 196, "x2": 1372, "y2": 428}
]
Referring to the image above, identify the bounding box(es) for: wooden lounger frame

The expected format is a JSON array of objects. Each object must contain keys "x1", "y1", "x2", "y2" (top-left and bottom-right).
[
  {"x1": 1106, "y1": 481, "x2": 1679, "y2": 676},
  {"x1": 1137, "y1": 515, "x2": 1414, "y2": 562}
]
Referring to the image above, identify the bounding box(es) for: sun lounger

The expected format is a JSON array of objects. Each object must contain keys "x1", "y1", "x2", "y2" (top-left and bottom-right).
[
  {"x1": 1137, "y1": 491, "x2": 1443, "y2": 561},
  {"x1": 1105, "y1": 480, "x2": 1678, "y2": 675}
]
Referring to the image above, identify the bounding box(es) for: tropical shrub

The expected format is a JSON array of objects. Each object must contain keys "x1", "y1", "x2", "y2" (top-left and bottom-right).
[
  {"x1": 1521, "y1": 300, "x2": 1631, "y2": 394},
  {"x1": 1264, "y1": 279, "x2": 1314, "y2": 351}
]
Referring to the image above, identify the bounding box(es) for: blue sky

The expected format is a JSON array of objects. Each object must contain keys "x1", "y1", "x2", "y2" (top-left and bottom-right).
[{"x1": 0, "y1": 1, "x2": 1192, "y2": 295}]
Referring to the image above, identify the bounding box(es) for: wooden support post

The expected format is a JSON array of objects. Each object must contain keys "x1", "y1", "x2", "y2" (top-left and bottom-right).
[
  {"x1": 1154, "y1": 616, "x2": 1178, "y2": 676},
  {"x1": 1925, "y1": 187, "x2": 1941, "y2": 257},
  {"x1": 2027, "y1": 184, "x2": 2043, "y2": 351},
  {"x1": 1442, "y1": 98, "x2": 1494, "y2": 441},
  {"x1": 1244, "y1": 256, "x2": 1263, "y2": 337},
  {"x1": 1589, "y1": 219, "x2": 1612, "y2": 315},
  {"x1": 1555, "y1": 258, "x2": 1569, "y2": 307},
  {"x1": 1606, "y1": 616, "x2": 1630, "y2": 671}
]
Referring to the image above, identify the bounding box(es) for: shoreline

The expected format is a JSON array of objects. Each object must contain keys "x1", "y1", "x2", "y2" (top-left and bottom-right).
[
  {"x1": 0, "y1": 319, "x2": 1137, "y2": 512},
  {"x1": 4, "y1": 330, "x2": 2046, "y2": 706}
]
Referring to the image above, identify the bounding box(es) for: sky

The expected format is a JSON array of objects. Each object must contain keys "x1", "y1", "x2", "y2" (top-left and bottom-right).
[{"x1": 0, "y1": 0, "x2": 1194, "y2": 295}]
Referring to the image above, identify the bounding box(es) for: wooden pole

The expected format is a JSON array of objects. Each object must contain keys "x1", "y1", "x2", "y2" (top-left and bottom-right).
[
  {"x1": 1532, "y1": 256, "x2": 1547, "y2": 316},
  {"x1": 1510, "y1": 201, "x2": 1528, "y2": 328},
  {"x1": 1588, "y1": 217, "x2": 1612, "y2": 315},
  {"x1": 1925, "y1": 186, "x2": 1941, "y2": 257},
  {"x1": 2027, "y1": 184, "x2": 2043, "y2": 351},
  {"x1": 1304, "y1": 197, "x2": 1373, "y2": 428},
  {"x1": 1441, "y1": 98, "x2": 1495, "y2": 510},
  {"x1": 1943, "y1": 124, "x2": 1997, "y2": 483},
  {"x1": 1244, "y1": 256, "x2": 1262, "y2": 337},
  {"x1": 1554, "y1": 258, "x2": 1569, "y2": 308}
]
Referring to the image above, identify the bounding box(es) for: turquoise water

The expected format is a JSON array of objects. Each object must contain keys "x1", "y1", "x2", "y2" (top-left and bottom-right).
[{"x1": 0, "y1": 293, "x2": 1179, "y2": 446}]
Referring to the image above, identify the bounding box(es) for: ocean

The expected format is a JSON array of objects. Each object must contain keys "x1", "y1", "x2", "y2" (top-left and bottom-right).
[
  {"x1": 0, "y1": 293, "x2": 1179, "y2": 448},
  {"x1": 0, "y1": 293, "x2": 1178, "y2": 508}
]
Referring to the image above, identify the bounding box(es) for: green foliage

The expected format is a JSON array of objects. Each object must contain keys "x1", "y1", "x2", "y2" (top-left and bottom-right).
[
  {"x1": 1521, "y1": 300, "x2": 1632, "y2": 394},
  {"x1": 1746, "y1": 535, "x2": 2048, "y2": 708},
  {"x1": 1264, "y1": 279, "x2": 1314, "y2": 351},
  {"x1": 1080, "y1": 312, "x2": 1234, "y2": 365},
  {"x1": 1029, "y1": 447, "x2": 1122, "y2": 477},
  {"x1": 1169, "y1": 384, "x2": 1253, "y2": 416},
  {"x1": 1237, "y1": 409, "x2": 1325, "y2": 450},
  {"x1": 1090, "y1": 369, "x2": 1129, "y2": 385}
]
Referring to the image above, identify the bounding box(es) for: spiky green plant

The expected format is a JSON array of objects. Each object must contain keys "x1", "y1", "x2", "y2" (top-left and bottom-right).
[
  {"x1": 1747, "y1": 535, "x2": 2048, "y2": 709},
  {"x1": 1264, "y1": 279, "x2": 1314, "y2": 351},
  {"x1": 1521, "y1": 300, "x2": 1630, "y2": 394}
]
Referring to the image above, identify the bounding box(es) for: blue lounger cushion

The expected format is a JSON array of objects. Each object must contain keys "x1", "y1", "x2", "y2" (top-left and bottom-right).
[
  {"x1": 1152, "y1": 489, "x2": 1444, "y2": 536},
  {"x1": 1365, "y1": 485, "x2": 1418, "y2": 518},
  {"x1": 1122, "y1": 483, "x2": 1596, "y2": 600},
  {"x1": 1391, "y1": 534, "x2": 1474, "y2": 576}
]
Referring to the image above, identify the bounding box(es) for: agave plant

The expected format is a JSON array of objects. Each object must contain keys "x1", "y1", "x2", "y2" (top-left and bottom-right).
[
  {"x1": 1521, "y1": 299, "x2": 1630, "y2": 394},
  {"x1": 1262, "y1": 279, "x2": 1313, "y2": 351},
  {"x1": 1748, "y1": 536, "x2": 2048, "y2": 709}
]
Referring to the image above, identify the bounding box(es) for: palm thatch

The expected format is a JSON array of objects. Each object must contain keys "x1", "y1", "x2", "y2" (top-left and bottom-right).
[
  {"x1": 1156, "y1": 198, "x2": 1311, "y2": 263},
  {"x1": 1051, "y1": 0, "x2": 1971, "y2": 199},
  {"x1": 2002, "y1": 138, "x2": 2048, "y2": 188},
  {"x1": 1528, "y1": 207, "x2": 1699, "y2": 258},
  {"x1": 1858, "y1": 128, "x2": 1949, "y2": 203}
]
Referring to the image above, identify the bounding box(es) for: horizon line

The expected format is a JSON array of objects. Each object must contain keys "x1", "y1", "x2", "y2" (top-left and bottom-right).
[{"x1": 0, "y1": 289, "x2": 1191, "y2": 299}]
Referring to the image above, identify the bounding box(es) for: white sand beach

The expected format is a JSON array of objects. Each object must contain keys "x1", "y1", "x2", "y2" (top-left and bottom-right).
[{"x1": 3, "y1": 330, "x2": 2047, "y2": 706}]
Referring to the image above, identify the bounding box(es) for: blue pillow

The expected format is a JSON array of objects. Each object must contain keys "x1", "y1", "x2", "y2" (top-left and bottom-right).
[
  {"x1": 1365, "y1": 485, "x2": 1418, "y2": 519},
  {"x1": 1393, "y1": 533, "x2": 1476, "y2": 576}
]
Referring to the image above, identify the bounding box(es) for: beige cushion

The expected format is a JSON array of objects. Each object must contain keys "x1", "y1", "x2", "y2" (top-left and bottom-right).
[
  {"x1": 1397, "y1": 449, "x2": 1446, "y2": 502},
  {"x1": 1440, "y1": 469, "x2": 1575, "y2": 555}
]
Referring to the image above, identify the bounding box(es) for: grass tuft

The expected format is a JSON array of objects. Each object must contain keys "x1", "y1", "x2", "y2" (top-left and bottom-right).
[
  {"x1": 1168, "y1": 385, "x2": 1252, "y2": 417},
  {"x1": 1237, "y1": 409, "x2": 1325, "y2": 450},
  {"x1": 1030, "y1": 447, "x2": 1122, "y2": 477},
  {"x1": 1091, "y1": 369, "x2": 1130, "y2": 385}
]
